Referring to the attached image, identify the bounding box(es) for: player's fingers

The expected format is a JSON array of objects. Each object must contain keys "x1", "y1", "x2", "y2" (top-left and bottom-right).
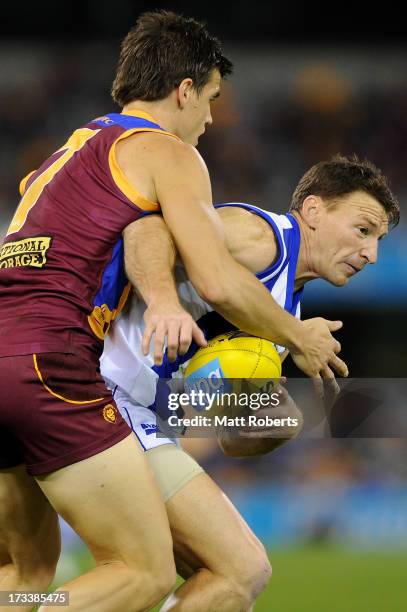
[
  {"x1": 166, "y1": 320, "x2": 181, "y2": 363},
  {"x1": 275, "y1": 383, "x2": 289, "y2": 403},
  {"x1": 321, "y1": 365, "x2": 335, "y2": 380},
  {"x1": 324, "y1": 319, "x2": 343, "y2": 332},
  {"x1": 321, "y1": 366, "x2": 340, "y2": 395},
  {"x1": 153, "y1": 322, "x2": 166, "y2": 365},
  {"x1": 333, "y1": 340, "x2": 341, "y2": 354},
  {"x1": 328, "y1": 377, "x2": 341, "y2": 396},
  {"x1": 177, "y1": 319, "x2": 193, "y2": 356},
  {"x1": 142, "y1": 323, "x2": 154, "y2": 356},
  {"x1": 191, "y1": 322, "x2": 207, "y2": 348},
  {"x1": 329, "y1": 354, "x2": 349, "y2": 377},
  {"x1": 312, "y1": 374, "x2": 324, "y2": 399}
]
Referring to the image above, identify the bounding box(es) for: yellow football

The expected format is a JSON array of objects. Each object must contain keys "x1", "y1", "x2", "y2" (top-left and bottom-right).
[
  {"x1": 184, "y1": 331, "x2": 281, "y2": 417},
  {"x1": 185, "y1": 330, "x2": 282, "y2": 380}
]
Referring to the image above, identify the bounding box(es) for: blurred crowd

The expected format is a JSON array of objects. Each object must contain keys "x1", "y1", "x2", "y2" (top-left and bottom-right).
[{"x1": 1, "y1": 44, "x2": 407, "y2": 225}]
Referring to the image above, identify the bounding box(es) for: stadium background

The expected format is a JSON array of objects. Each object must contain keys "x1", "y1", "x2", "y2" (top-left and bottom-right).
[{"x1": 1, "y1": 2, "x2": 406, "y2": 609}]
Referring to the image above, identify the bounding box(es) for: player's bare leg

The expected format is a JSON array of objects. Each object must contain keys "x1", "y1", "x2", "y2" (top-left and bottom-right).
[
  {"x1": 0, "y1": 466, "x2": 61, "y2": 612},
  {"x1": 36, "y1": 434, "x2": 176, "y2": 612},
  {"x1": 160, "y1": 472, "x2": 271, "y2": 612}
]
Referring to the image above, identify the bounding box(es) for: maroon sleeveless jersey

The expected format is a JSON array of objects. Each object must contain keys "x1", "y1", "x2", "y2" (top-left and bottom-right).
[{"x1": 0, "y1": 110, "x2": 177, "y2": 359}]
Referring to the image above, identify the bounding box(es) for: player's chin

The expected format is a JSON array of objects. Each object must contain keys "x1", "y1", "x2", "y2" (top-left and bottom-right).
[{"x1": 328, "y1": 272, "x2": 349, "y2": 286}]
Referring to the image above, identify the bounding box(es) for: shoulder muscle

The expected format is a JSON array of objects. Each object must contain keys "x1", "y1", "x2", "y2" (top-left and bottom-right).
[{"x1": 218, "y1": 206, "x2": 278, "y2": 274}]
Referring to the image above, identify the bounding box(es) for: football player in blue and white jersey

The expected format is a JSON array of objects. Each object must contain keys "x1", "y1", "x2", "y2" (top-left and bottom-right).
[{"x1": 101, "y1": 154, "x2": 399, "y2": 611}]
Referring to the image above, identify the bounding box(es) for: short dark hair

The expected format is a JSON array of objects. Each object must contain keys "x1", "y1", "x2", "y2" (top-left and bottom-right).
[
  {"x1": 290, "y1": 155, "x2": 400, "y2": 226},
  {"x1": 112, "y1": 11, "x2": 233, "y2": 106}
]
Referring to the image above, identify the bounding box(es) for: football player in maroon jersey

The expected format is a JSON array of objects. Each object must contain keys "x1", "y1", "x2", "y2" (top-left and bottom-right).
[{"x1": 0, "y1": 11, "x2": 350, "y2": 611}]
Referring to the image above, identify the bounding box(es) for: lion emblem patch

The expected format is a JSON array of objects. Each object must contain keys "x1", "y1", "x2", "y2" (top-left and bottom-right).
[{"x1": 103, "y1": 404, "x2": 117, "y2": 423}]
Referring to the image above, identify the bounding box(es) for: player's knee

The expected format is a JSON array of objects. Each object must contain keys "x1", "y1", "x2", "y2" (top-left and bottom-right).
[
  {"x1": 210, "y1": 544, "x2": 271, "y2": 609},
  {"x1": 129, "y1": 560, "x2": 176, "y2": 606},
  {"x1": 144, "y1": 538, "x2": 177, "y2": 598},
  {"x1": 98, "y1": 530, "x2": 176, "y2": 605},
  {"x1": 241, "y1": 546, "x2": 272, "y2": 601},
  {"x1": 93, "y1": 556, "x2": 176, "y2": 610},
  {"x1": 150, "y1": 563, "x2": 177, "y2": 602},
  {"x1": 150, "y1": 554, "x2": 177, "y2": 600},
  {"x1": 252, "y1": 549, "x2": 272, "y2": 597},
  {"x1": 130, "y1": 541, "x2": 176, "y2": 604},
  {"x1": 223, "y1": 535, "x2": 271, "y2": 610}
]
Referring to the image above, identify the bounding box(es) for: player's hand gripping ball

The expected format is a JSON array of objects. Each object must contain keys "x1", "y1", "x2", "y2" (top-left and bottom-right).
[{"x1": 184, "y1": 331, "x2": 282, "y2": 415}]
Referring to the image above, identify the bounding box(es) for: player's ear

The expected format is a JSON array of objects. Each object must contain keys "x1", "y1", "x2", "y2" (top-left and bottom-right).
[
  {"x1": 177, "y1": 78, "x2": 194, "y2": 109},
  {"x1": 301, "y1": 195, "x2": 322, "y2": 230}
]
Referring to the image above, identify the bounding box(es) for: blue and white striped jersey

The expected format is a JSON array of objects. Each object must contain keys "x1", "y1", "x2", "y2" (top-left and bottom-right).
[{"x1": 100, "y1": 204, "x2": 303, "y2": 407}]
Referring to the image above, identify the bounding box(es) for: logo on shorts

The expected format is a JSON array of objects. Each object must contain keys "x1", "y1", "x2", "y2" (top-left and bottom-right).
[
  {"x1": 141, "y1": 423, "x2": 158, "y2": 435},
  {"x1": 103, "y1": 404, "x2": 117, "y2": 423}
]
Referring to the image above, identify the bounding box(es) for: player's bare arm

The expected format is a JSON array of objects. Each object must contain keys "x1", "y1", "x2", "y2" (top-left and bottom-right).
[
  {"x1": 123, "y1": 216, "x2": 206, "y2": 364},
  {"x1": 123, "y1": 197, "x2": 278, "y2": 365}
]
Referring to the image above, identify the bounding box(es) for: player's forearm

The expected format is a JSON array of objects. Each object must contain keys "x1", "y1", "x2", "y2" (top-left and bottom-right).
[
  {"x1": 123, "y1": 215, "x2": 179, "y2": 306},
  {"x1": 190, "y1": 257, "x2": 304, "y2": 352},
  {"x1": 216, "y1": 289, "x2": 301, "y2": 351}
]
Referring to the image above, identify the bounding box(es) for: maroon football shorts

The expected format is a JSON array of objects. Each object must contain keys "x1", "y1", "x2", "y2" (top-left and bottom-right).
[{"x1": 0, "y1": 352, "x2": 131, "y2": 475}]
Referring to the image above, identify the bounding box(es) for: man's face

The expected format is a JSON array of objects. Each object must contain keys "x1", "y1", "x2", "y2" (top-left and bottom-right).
[
  {"x1": 179, "y1": 69, "x2": 221, "y2": 146},
  {"x1": 313, "y1": 191, "x2": 389, "y2": 286}
]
